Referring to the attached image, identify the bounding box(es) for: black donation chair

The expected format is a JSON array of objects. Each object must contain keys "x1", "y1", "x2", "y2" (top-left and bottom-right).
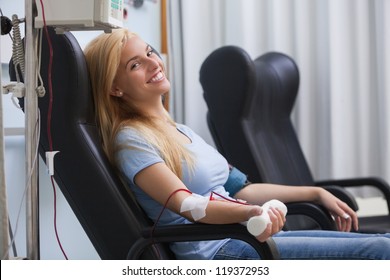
[
  {"x1": 200, "y1": 46, "x2": 335, "y2": 231},
  {"x1": 10, "y1": 29, "x2": 279, "y2": 259},
  {"x1": 200, "y1": 46, "x2": 390, "y2": 233}
]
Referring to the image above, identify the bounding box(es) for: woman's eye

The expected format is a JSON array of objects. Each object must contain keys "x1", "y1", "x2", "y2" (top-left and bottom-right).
[
  {"x1": 147, "y1": 50, "x2": 154, "y2": 56},
  {"x1": 130, "y1": 62, "x2": 140, "y2": 70}
]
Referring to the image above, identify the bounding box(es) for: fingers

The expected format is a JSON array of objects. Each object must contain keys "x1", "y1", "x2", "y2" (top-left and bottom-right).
[
  {"x1": 329, "y1": 200, "x2": 359, "y2": 232},
  {"x1": 247, "y1": 205, "x2": 263, "y2": 220},
  {"x1": 335, "y1": 210, "x2": 361, "y2": 232},
  {"x1": 270, "y1": 207, "x2": 286, "y2": 231},
  {"x1": 256, "y1": 207, "x2": 285, "y2": 242},
  {"x1": 256, "y1": 223, "x2": 273, "y2": 242},
  {"x1": 335, "y1": 214, "x2": 352, "y2": 232},
  {"x1": 344, "y1": 214, "x2": 352, "y2": 232},
  {"x1": 319, "y1": 190, "x2": 360, "y2": 232},
  {"x1": 341, "y1": 202, "x2": 359, "y2": 231},
  {"x1": 350, "y1": 211, "x2": 359, "y2": 231}
]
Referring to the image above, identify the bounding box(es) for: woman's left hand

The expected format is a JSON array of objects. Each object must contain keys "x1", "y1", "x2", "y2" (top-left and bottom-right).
[{"x1": 317, "y1": 189, "x2": 359, "y2": 232}]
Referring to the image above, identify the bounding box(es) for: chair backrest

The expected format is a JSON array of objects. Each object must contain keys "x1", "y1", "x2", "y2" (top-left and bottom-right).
[
  {"x1": 14, "y1": 28, "x2": 170, "y2": 259},
  {"x1": 201, "y1": 48, "x2": 315, "y2": 186},
  {"x1": 242, "y1": 52, "x2": 315, "y2": 186},
  {"x1": 201, "y1": 48, "x2": 333, "y2": 231},
  {"x1": 200, "y1": 46, "x2": 262, "y2": 182}
]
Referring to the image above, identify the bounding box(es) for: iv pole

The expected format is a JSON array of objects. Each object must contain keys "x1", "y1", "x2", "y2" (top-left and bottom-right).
[{"x1": 24, "y1": 0, "x2": 39, "y2": 260}]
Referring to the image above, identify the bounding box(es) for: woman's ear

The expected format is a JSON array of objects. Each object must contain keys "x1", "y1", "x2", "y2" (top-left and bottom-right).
[
  {"x1": 110, "y1": 91, "x2": 123, "y2": 97},
  {"x1": 110, "y1": 85, "x2": 123, "y2": 97}
]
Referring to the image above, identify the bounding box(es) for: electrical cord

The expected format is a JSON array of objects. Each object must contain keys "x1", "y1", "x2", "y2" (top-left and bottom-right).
[{"x1": 2, "y1": 110, "x2": 40, "y2": 260}]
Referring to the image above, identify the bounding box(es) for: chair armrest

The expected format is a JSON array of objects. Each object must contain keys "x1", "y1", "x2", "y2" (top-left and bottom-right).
[
  {"x1": 316, "y1": 177, "x2": 390, "y2": 212},
  {"x1": 127, "y1": 223, "x2": 280, "y2": 260},
  {"x1": 285, "y1": 202, "x2": 336, "y2": 230}
]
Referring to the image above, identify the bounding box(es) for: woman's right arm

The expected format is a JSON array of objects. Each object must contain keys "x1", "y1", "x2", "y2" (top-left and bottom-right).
[{"x1": 134, "y1": 162, "x2": 285, "y2": 242}]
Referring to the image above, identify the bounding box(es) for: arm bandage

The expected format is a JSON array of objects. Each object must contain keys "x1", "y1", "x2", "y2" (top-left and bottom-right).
[{"x1": 180, "y1": 193, "x2": 210, "y2": 221}]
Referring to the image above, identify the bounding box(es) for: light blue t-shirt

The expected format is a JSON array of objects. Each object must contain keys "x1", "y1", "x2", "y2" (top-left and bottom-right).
[{"x1": 115, "y1": 123, "x2": 231, "y2": 259}]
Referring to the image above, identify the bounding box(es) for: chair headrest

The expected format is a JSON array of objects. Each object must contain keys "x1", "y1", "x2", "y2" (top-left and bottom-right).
[
  {"x1": 200, "y1": 46, "x2": 256, "y2": 120},
  {"x1": 252, "y1": 52, "x2": 300, "y2": 117}
]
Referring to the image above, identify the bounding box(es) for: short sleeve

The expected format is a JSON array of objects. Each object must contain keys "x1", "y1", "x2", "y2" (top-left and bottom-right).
[{"x1": 115, "y1": 127, "x2": 164, "y2": 184}]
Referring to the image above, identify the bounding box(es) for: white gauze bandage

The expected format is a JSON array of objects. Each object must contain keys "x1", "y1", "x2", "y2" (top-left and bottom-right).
[{"x1": 180, "y1": 193, "x2": 210, "y2": 221}]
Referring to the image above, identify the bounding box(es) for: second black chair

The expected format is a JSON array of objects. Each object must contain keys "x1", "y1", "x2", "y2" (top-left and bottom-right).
[{"x1": 200, "y1": 46, "x2": 390, "y2": 233}]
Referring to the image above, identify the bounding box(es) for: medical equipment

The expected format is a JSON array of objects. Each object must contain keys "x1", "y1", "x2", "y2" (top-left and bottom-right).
[
  {"x1": 35, "y1": 0, "x2": 124, "y2": 33},
  {"x1": 246, "y1": 200, "x2": 287, "y2": 237},
  {"x1": 1, "y1": 0, "x2": 125, "y2": 259}
]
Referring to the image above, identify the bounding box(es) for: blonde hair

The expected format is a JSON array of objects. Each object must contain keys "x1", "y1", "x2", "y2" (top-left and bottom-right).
[{"x1": 84, "y1": 29, "x2": 193, "y2": 179}]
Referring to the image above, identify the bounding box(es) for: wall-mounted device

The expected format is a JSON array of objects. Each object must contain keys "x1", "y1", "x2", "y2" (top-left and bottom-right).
[{"x1": 35, "y1": 0, "x2": 124, "y2": 33}]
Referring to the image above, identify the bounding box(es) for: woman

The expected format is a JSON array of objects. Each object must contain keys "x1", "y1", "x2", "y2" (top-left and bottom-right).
[{"x1": 84, "y1": 28, "x2": 390, "y2": 260}]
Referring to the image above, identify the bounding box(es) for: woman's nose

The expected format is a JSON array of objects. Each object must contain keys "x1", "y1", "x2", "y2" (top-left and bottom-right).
[{"x1": 146, "y1": 57, "x2": 159, "y2": 70}]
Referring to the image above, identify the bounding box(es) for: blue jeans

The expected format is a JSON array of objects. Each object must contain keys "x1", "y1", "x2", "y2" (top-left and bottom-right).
[{"x1": 213, "y1": 230, "x2": 390, "y2": 260}]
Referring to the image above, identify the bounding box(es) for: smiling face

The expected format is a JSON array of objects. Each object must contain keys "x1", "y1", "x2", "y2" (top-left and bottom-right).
[{"x1": 111, "y1": 35, "x2": 170, "y2": 108}]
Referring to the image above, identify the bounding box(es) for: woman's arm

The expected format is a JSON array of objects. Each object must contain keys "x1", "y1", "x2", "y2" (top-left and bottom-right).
[
  {"x1": 233, "y1": 183, "x2": 322, "y2": 204},
  {"x1": 134, "y1": 163, "x2": 285, "y2": 241},
  {"x1": 234, "y1": 183, "x2": 358, "y2": 232}
]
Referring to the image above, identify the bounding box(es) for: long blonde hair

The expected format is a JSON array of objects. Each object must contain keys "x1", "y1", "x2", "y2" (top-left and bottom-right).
[{"x1": 84, "y1": 29, "x2": 193, "y2": 178}]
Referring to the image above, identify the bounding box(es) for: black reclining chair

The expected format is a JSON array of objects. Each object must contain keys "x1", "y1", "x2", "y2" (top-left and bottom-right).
[
  {"x1": 200, "y1": 46, "x2": 336, "y2": 231},
  {"x1": 200, "y1": 46, "x2": 390, "y2": 233},
  {"x1": 10, "y1": 29, "x2": 279, "y2": 259}
]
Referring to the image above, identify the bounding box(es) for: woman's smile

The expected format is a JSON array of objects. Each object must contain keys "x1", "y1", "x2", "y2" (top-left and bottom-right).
[{"x1": 147, "y1": 71, "x2": 164, "y2": 83}]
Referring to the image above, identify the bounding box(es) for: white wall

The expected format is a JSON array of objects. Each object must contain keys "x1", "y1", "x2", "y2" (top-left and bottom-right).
[{"x1": 1, "y1": 0, "x2": 162, "y2": 259}]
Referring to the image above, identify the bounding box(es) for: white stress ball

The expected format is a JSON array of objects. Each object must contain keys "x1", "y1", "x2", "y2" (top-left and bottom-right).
[{"x1": 247, "y1": 199, "x2": 288, "y2": 236}]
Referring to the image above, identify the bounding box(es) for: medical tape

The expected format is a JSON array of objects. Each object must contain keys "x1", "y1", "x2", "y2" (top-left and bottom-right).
[{"x1": 180, "y1": 193, "x2": 210, "y2": 221}]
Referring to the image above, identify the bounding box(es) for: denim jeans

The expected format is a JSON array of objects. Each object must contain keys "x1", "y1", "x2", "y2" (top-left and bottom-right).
[{"x1": 213, "y1": 230, "x2": 390, "y2": 260}]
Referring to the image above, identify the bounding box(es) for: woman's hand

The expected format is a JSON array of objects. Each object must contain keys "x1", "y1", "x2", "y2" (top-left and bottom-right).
[
  {"x1": 247, "y1": 206, "x2": 286, "y2": 242},
  {"x1": 316, "y1": 188, "x2": 359, "y2": 232}
]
